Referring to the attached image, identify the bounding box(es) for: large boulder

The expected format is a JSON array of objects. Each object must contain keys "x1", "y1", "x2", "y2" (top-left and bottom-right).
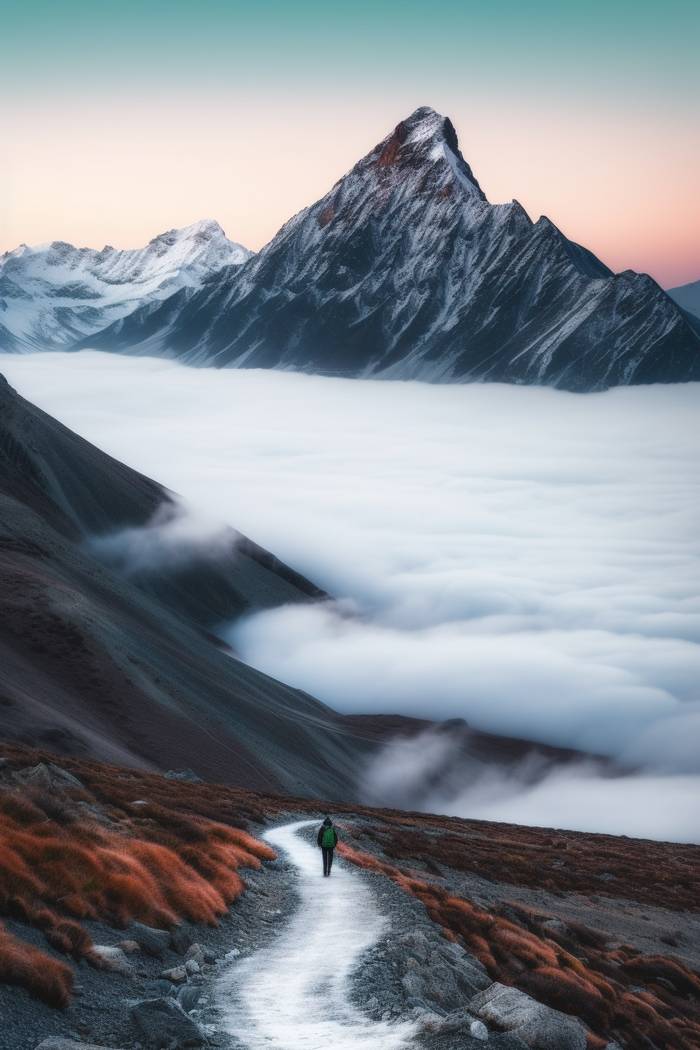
[
  {"x1": 435, "y1": 944, "x2": 491, "y2": 997},
  {"x1": 131, "y1": 997, "x2": 206, "y2": 1047},
  {"x1": 470, "y1": 983, "x2": 587, "y2": 1050},
  {"x1": 14, "y1": 762, "x2": 83, "y2": 791},
  {"x1": 129, "y1": 921, "x2": 171, "y2": 958},
  {"x1": 400, "y1": 936, "x2": 491, "y2": 1012},
  {"x1": 402, "y1": 955, "x2": 466, "y2": 1011}
]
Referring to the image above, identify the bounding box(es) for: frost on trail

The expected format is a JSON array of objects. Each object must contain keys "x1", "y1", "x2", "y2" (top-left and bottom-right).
[{"x1": 217, "y1": 820, "x2": 417, "y2": 1050}]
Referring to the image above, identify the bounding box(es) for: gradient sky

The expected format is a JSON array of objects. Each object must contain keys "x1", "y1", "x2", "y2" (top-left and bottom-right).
[{"x1": 1, "y1": 0, "x2": 698, "y2": 287}]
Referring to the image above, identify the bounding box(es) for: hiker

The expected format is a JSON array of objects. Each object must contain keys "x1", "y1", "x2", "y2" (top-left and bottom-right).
[{"x1": 317, "y1": 816, "x2": 338, "y2": 876}]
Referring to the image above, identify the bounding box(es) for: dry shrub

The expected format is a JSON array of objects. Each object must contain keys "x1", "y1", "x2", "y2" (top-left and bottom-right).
[
  {"x1": 337, "y1": 842, "x2": 700, "y2": 1050},
  {"x1": 0, "y1": 790, "x2": 45, "y2": 825},
  {"x1": 519, "y1": 967, "x2": 613, "y2": 1030},
  {"x1": 620, "y1": 956, "x2": 700, "y2": 999},
  {"x1": 0, "y1": 745, "x2": 277, "y2": 1012},
  {"x1": 0, "y1": 920, "x2": 74, "y2": 1008}
]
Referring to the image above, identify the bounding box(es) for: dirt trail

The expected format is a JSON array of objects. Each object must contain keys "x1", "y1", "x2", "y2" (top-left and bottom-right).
[{"x1": 216, "y1": 820, "x2": 419, "y2": 1050}]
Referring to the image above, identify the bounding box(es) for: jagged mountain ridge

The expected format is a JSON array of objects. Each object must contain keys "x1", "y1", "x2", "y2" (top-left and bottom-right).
[
  {"x1": 76, "y1": 107, "x2": 700, "y2": 391},
  {"x1": 0, "y1": 220, "x2": 251, "y2": 352}
]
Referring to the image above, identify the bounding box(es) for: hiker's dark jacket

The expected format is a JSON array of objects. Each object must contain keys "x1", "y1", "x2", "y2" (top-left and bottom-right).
[{"x1": 317, "y1": 825, "x2": 338, "y2": 848}]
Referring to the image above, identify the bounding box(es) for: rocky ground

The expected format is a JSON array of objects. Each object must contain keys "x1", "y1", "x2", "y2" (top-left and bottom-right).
[
  {"x1": 1, "y1": 825, "x2": 300, "y2": 1050},
  {"x1": 2, "y1": 815, "x2": 581, "y2": 1050},
  {"x1": 1, "y1": 799, "x2": 698, "y2": 1050}
]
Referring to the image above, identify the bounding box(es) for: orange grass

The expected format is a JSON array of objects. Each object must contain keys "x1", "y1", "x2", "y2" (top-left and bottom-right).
[
  {"x1": 0, "y1": 920, "x2": 74, "y2": 1008},
  {"x1": 0, "y1": 745, "x2": 275, "y2": 1008},
  {"x1": 2, "y1": 738, "x2": 699, "y2": 1045},
  {"x1": 338, "y1": 842, "x2": 700, "y2": 1050}
]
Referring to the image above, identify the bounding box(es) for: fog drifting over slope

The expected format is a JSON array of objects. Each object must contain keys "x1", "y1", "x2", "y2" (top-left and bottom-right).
[{"x1": 3, "y1": 353, "x2": 698, "y2": 841}]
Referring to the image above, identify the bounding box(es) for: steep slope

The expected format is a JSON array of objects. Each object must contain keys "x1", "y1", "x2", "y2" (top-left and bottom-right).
[
  {"x1": 79, "y1": 107, "x2": 700, "y2": 391},
  {"x1": 0, "y1": 372, "x2": 613, "y2": 802},
  {"x1": 0, "y1": 370, "x2": 379, "y2": 798},
  {"x1": 0, "y1": 220, "x2": 251, "y2": 352}
]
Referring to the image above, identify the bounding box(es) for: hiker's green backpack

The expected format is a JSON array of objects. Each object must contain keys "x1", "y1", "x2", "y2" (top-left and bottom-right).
[{"x1": 322, "y1": 825, "x2": 336, "y2": 848}]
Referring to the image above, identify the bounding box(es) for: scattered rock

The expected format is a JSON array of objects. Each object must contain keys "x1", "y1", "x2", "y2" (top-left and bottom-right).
[
  {"x1": 542, "y1": 918, "x2": 567, "y2": 934},
  {"x1": 141, "y1": 979, "x2": 179, "y2": 999},
  {"x1": 201, "y1": 947, "x2": 217, "y2": 965},
  {"x1": 130, "y1": 922, "x2": 171, "y2": 958},
  {"x1": 438, "y1": 1007, "x2": 491, "y2": 1039},
  {"x1": 13, "y1": 762, "x2": 83, "y2": 791},
  {"x1": 171, "y1": 926, "x2": 194, "y2": 956},
  {"x1": 131, "y1": 997, "x2": 206, "y2": 1048},
  {"x1": 398, "y1": 930, "x2": 430, "y2": 961},
  {"x1": 470, "y1": 983, "x2": 587, "y2": 1050},
  {"x1": 88, "y1": 945, "x2": 131, "y2": 975},
  {"x1": 469, "y1": 1017, "x2": 490, "y2": 1041},
  {"x1": 178, "y1": 984, "x2": 202, "y2": 1014},
  {"x1": 114, "y1": 939, "x2": 141, "y2": 954},
  {"x1": 35, "y1": 1040, "x2": 127, "y2": 1050},
  {"x1": 598, "y1": 873, "x2": 617, "y2": 882},
  {"x1": 164, "y1": 768, "x2": 203, "y2": 783},
  {"x1": 185, "y1": 959, "x2": 200, "y2": 975},
  {"x1": 160, "y1": 965, "x2": 188, "y2": 985},
  {"x1": 185, "y1": 944, "x2": 205, "y2": 967}
]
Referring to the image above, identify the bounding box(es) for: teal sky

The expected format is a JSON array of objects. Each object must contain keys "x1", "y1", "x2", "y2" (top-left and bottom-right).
[
  {"x1": 1, "y1": 1, "x2": 698, "y2": 285},
  {"x1": 2, "y1": 0, "x2": 697, "y2": 106}
]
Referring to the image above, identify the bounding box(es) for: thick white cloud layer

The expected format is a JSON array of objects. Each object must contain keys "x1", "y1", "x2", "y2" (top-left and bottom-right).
[
  {"x1": 3, "y1": 352, "x2": 699, "y2": 840},
  {"x1": 359, "y1": 729, "x2": 700, "y2": 843}
]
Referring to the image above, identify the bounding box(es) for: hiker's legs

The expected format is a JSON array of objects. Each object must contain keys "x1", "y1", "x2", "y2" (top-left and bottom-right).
[
  {"x1": 327, "y1": 847, "x2": 334, "y2": 874},
  {"x1": 322, "y1": 847, "x2": 333, "y2": 875}
]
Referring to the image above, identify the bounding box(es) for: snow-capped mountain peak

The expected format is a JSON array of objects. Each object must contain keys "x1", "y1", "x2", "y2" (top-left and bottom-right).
[
  {"x1": 362, "y1": 105, "x2": 487, "y2": 202},
  {"x1": 0, "y1": 221, "x2": 252, "y2": 352},
  {"x1": 2, "y1": 108, "x2": 698, "y2": 389}
]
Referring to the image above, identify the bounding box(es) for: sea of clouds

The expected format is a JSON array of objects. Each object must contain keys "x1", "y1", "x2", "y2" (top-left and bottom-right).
[{"x1": 3, "y1": 351, "x2": 698, "y2": 841}]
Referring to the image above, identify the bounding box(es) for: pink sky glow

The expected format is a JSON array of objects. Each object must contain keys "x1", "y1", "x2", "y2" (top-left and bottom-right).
[{"x1": 2, "y1": 96, "x2": 698, "y2": 289}]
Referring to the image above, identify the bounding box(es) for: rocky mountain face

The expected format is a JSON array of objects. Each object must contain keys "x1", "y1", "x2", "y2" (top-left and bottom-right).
[
  {"x1": 77, "y1": 107, "x2": 700, "y2": 391},
  {"x1": 0, "y1": 220, "x2": 251, "y2": 352}
]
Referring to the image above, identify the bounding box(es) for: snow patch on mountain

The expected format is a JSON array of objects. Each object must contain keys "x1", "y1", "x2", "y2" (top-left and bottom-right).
[
  {"x1": 0, "y1": 220, "x2": 252, "y2": 351},
  {"x1": 74, "y1": 106, "x2": 698, "y2": 391}
]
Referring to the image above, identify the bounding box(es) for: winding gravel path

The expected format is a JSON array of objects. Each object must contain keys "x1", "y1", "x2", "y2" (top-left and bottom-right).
[{"x1": 217, "y1": 819, "x2": 419, "y2": 1049}]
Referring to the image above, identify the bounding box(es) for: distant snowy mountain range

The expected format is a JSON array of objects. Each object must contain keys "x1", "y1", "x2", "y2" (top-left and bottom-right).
[
  {"x1": 0, "y1": 220, "x2": 251, "y2": 352},
  {"x1": 1, "y1": 107, "x2": 698, "y2": 390}
]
